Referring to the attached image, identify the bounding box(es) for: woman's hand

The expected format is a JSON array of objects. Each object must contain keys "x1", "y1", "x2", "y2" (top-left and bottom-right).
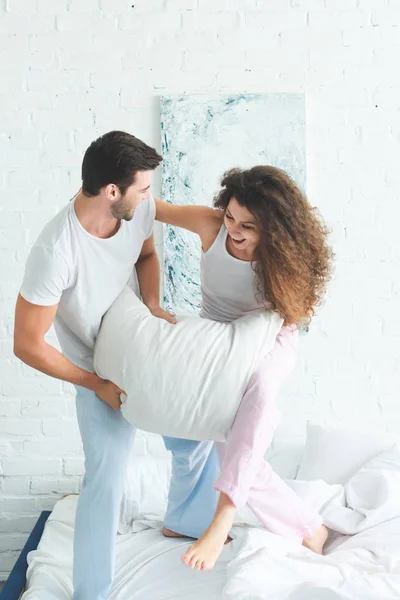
[{"x1": 149, "y1": 306, "x2": 177, "y2": 325}]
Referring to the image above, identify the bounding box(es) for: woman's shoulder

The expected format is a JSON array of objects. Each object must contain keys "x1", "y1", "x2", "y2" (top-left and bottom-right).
[
  {"x1": 200, "y1": 208, "x2": 224, "y2": 253},
  {"x1": 197, "y1": 205, "x2": 224, "y2": 224}
]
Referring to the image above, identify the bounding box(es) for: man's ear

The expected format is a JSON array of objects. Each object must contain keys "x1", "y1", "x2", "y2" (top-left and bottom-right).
[{"x1": 104, "y1": 184, "x2": 121, "y2": 202}]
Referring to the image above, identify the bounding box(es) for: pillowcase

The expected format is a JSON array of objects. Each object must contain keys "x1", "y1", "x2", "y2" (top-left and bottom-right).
[
  {"x1": 94, "y1": 286, "x2": 283, "y2": 442},
  {"x1": 297, "y1": 421, "x2": 397, "y2": 485}
]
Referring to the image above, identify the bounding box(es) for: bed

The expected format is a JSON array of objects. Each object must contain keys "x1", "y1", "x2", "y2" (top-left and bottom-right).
[
  {"x1": 0, "y1": 511, "x2": 51, "y2": 600},
  {"x1": 2, "y1": 423, "x2": 400, "y2": 600}
]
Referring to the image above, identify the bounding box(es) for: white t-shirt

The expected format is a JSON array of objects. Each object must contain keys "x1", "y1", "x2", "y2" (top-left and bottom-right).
[{"x1": 20, "y1": 196, "x2": 156, "y2": 371}]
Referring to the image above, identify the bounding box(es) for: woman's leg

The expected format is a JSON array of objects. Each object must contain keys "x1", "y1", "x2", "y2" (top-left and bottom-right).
[
  {"x1": 183, "y1": 326, "x2": 325, "y2": 570},
  {"x1": 216, "y1": 326, "x2": 323, "y2": 541},
  {"x1": 182, "y1": 490, "x2": 236, "y2": 570},
  {"x1": 235, "y1": 460, "x2": 324, "y2": 542},
  {"x1": 214, "y1": 326, "x2": 298, "y2": 510}
]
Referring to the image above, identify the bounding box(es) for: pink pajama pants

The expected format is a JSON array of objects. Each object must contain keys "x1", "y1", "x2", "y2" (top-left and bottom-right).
[{"x1": 214, "y1": 326, "x2": 323, "y2": 543}]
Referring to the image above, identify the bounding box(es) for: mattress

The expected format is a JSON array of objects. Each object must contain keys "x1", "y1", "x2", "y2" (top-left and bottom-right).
[{"x1": 21, "y1": 444, "x2": 400, "y2": 599}]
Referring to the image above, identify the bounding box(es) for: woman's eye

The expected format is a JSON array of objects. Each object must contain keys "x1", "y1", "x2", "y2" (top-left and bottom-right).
[{"x1": 225, "y1": 214, "x2": 233, "y2": 220}]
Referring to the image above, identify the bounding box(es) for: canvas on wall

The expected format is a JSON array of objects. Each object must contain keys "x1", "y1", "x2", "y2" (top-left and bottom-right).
[{"x1": 160, "y1": 93, "x2": 306, "y2": 314}]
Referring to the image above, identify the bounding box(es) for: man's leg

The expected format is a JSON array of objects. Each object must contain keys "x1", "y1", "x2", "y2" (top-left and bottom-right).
[
  {"x1": 73, "y1": 386, "x2": 136, "y2": 600},
  {"x1": 162, "y1": 437, "x2": 219, "y2": 539}
]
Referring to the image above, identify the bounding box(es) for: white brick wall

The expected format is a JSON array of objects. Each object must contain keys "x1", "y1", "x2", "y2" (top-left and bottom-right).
[{"x1": 1, "y1": 0, "x2": 400, "y2": 580}]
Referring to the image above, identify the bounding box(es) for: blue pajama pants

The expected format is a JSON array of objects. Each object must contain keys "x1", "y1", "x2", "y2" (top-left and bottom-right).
[{"x1": 73, "y1": 387, "x2": 219, "y2": 600}]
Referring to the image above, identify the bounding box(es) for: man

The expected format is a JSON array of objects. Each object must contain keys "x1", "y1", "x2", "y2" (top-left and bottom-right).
[{"x1": 14, "y1": 130, "x2": 218, "y2": 599}]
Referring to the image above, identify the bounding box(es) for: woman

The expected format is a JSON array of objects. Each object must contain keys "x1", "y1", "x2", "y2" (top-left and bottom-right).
[{"x1": 156, "y1": 165, "x2": 333, "y2": 570}]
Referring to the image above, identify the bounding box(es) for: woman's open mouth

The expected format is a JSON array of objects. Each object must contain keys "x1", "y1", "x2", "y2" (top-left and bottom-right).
[{"x1": 231, "y1": 237, "x2": 246, "y2": 246}]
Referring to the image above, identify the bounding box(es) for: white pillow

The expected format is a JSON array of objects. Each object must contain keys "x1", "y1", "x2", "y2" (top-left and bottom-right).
[
  {"x1": 94, "y1": 286, "x2": 283, "y2": 442},
  {"x1": 297, "y1": 421, "x2": 397, "y2": 485},
  {"x1": 264, "y1": 437, "x2": 305, "y2": 480},
  {"x1": 119, "y1": 456, "x2": 172, "y2": 532}
]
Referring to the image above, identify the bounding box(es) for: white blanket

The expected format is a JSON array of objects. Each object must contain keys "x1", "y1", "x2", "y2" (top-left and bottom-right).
[
  {"x1": 224, "y1": 445, "x2": 400, "y2": 599},
  {"x1": 94, "y1": 286, "x2": 283, "y2": 441}
]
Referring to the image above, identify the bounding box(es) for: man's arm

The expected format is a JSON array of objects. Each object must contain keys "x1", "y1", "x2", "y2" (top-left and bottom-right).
[
  {"x1": 14, "y1": 295, "x2": 123, "y2": 409},
  {"x1": 135, "y1": 234, "x2": 176, "y2": 324}
]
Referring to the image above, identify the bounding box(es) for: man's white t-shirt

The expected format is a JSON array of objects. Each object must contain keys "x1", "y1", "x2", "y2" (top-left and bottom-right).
[{"x1": 20, "y1": 195, "x2": 156, "y2": 372}]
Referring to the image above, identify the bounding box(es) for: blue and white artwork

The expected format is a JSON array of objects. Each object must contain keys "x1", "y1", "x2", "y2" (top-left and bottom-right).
[{"x1": 161, "y1": 94, "x2": 306, "y2": 315}]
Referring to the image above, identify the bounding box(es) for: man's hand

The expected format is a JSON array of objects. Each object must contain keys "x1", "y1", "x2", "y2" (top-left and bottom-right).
[
  {"x1": 150, "y1": 306, "x2": 177, "y2": 325},
  {"x1": 94, "y1": 379, "x2": 125, "y2": 410}
]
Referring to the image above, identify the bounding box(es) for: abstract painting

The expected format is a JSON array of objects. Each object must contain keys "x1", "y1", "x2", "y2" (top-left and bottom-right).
[{"x1": 161, "y1": 94, "x2": 306, "y2": 314}]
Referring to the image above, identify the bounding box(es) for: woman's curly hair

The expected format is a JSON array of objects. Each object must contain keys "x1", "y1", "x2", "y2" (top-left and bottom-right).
[{"x1": 213, "y1": 166, "x2": 334, "y2": 326}]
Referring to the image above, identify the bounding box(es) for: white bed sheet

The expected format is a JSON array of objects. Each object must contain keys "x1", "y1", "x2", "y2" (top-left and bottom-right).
[
  {"x1": 22, "y1": 446, "x2": 400, "y2": 600},
  {"x1": 21, "y1": 495, "x2": 233, "y2": 600}
]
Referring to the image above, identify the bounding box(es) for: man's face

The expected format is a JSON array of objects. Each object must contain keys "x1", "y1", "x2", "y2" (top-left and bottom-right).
[{"x1": 111, "y1": 170, "x2": 152, "y2": 221}]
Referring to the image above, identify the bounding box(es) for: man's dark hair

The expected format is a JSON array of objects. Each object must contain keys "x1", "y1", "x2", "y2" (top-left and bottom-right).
[{"x1": 81, "y1": 130, "x2": 163, "y2": 196}]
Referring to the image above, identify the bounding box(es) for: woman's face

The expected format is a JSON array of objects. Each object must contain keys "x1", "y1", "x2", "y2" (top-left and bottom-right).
[{"x1": 224, "y1": 197, "x2": 260, "y2": 257}]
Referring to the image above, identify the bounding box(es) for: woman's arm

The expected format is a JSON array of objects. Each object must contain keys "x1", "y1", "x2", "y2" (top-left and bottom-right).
[
  {"x1": 136, "y1": 234, "x2": 176, "y2": 324},
  {"x1": 155, "y1": 198, "x2": 223, "y2": 236}
]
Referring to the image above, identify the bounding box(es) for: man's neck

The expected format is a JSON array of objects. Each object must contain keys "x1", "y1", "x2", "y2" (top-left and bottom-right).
[{"x1": 73, "y1": 191, "x2": 120, "y2": 239}]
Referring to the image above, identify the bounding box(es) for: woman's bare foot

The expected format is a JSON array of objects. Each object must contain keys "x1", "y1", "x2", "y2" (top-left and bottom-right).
[
  {"x1": 181, "y1": 492, "x2": 236, "y2": 570},
  {"x1": 182, "y1": 522, "x2": 230, "y2": 570},
  {"x1": 302, "y1": 524, "x2": 328, "y2": 554},
  {"x1": 163, "y1": 526, "x2": 231, "y2": 544},
  {"x1": 162, "y1": 526, "x2": 194, "y2": 539}
]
